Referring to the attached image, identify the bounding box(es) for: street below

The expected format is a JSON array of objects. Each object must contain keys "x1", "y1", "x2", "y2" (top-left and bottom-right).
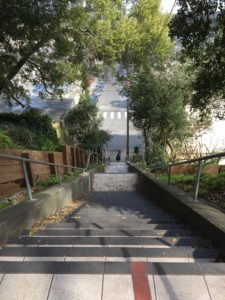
[{"x1": 97, "y1": 74, "x2": 143, "y2": 161}]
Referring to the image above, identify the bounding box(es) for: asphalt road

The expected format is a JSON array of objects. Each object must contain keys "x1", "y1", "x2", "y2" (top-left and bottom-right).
[{"x1": 97, "y1": 75, "x2": 144, "y2": 161}]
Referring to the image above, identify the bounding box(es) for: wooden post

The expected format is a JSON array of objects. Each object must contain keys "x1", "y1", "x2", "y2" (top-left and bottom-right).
[
  {"x1": 90, "y1": 154, "x2": 94, "y2": 167},
  {"x1": 21, "y1": 153, "x2": 36, "y2": 187},
  {"x1": 71, "y1": 147, "x2": 75, "y2": 167},
  {"x1": 61, "y1": 144, "x2": 69, "y2": 173},
  {"x1": 77, "y1": 148, "x2": 81, "y2": 168},
  {"x1": 48, "y1": 153, "x2": 57, "y2": 175},
  {"x1": 82, "y1": 151, "x2": 86, "y2": 168}
]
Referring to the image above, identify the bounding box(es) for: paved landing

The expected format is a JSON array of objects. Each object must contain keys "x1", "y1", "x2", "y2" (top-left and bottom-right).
[{"x1": 0, "y1": 167, "x2": 225, "y2": 299}]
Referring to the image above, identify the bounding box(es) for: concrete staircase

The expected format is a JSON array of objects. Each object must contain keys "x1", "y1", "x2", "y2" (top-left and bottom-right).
[{"x1": 0, "y1": 163, "x2": 224, "y2": 299}]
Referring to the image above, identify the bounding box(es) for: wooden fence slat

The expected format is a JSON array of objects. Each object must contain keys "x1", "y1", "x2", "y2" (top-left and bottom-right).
[{"x1": 0, "y1": 145, "x2": 87, "y2": 199}]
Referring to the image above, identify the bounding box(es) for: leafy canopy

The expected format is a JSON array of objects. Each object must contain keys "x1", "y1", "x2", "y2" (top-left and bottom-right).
[
  {"x1": 169, "y1": 0, "x2": 225, "y2": 111},
  {"x1": 0, "y1": 0, "x2": 125, "y2": 106},
  {"x1": 117, "y1": 0, "x2": 173, "y2": 73},
  {"x1": 128, "y1": 64, "x2": 192, "y2": 163},
  {"x1": 0, "y1": 109, "x2": 60, "y2": 150},
  {"x1": 64, "y1": 93, "x2": 110, "y2": 150}
]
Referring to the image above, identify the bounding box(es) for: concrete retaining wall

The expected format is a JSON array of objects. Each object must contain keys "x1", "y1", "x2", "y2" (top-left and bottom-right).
[
  {"x1": 0, "y1": 173, "x2": 90, "y2": 246},
  {"x1": 130, "y1": 165, "x2": 225, "y2": 249}
]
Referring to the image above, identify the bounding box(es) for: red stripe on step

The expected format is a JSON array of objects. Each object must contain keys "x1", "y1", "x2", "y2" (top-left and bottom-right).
[{"x1": 131, "y1": 262, "x2": 152, "y2": 300}]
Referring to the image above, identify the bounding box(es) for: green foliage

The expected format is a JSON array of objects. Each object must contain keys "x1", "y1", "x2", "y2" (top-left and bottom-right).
[
  {"x1": 0, "y1": 109, "x2": 60, "y2": 150},
  {"x1": 169, "y1": 0, "x2": 225, "y2": 112},
  {"x1": 201, "y1": 173, "x2": 225, "y2": 192},
  {"x1": 0, "y1": 129, "x2": 15, "y2": 149},
  {"x1": 63, "y1": 171, "x2": 75, "y2": 181},
  {"x1": 160, "y1": 171, "x2": 225, "y2": 197},
  {"x1": 37, "y1": 175, "x2": 60, "y2": 188},
  {"x1": 0, "y1": 202, "x2": 12, "y2": 211},
  {"x1": 117, "y1": 0, "x2": 173, "y2": 71},
  {"x1": 64, "y1": 93, "x2": 110, "y2": 149},
  {"x1": 0, "y1": 0, "x2": 129, "y2": 105},
  {"x1": 128, "y1": 64, "x2": 191, "y2": 163}
]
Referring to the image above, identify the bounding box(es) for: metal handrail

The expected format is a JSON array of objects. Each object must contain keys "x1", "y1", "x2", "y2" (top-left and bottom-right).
[
  {"x1": 151, "y1": 151, "x2": 225, "y2": 201},
  {"x1": 154, "y1": 151, "x2": 225, "y2": 169},
  {"x1": 0, "y1": 153, "x2": 85, "y2": 170},
  {"x1": 0, "y1": 152, "x2": 91, "y2": 201}
]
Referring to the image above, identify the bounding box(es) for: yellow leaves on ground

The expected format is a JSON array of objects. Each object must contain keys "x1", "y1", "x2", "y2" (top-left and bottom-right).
[
  {"x1": 28, "y1": 200, "x2": 84, "y2": 236},
  {"x1": 157, "y1": 231, "x2": 165, "y2": 237}
]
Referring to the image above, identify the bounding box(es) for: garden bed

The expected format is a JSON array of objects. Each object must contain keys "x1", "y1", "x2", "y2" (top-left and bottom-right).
[{"x1": 160, "y1": 173, "x2": 225, "y2": 211}]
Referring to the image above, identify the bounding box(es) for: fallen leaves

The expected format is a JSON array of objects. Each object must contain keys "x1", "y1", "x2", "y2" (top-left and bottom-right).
[
  {"x1": 28, "y1": 200, "x2": 84, "y2": 236},
  {"x1": 157, "y1": 232, "x2": 165, "y2": 237}
]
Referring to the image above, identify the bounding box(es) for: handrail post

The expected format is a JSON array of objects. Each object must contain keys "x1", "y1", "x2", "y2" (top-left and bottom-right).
[
  {"x1": 86, "y1": 152, "x2": 91, "y2": 171},
  {"x1": 168, "y1": 166, "x2": 172, "y2": 186},
  {"x1": 56, "y1": 165, "x2": 61, "y2": 184},
  {"x1": 73, "y1": 145, "x2": 77, "y2": 178},
  {"x1": 22, "y1": 160, "x2": 33, "y2": 200},
  {"x1": 193, "y1": 160, "x2": 203, "y2": 201}
]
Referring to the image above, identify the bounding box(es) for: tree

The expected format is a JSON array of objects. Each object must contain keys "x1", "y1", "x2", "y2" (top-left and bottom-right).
[
  {"x1": 181, "y1": 113, "x2": 212, "y2": 159},
  {"x1": 169, "y1": 0, "x2": 225, "y2": 112},
  {"x1": 116, "y1": 0, "x2": 174, "y2": 74},
  {"x1": 0, "y1": 109, "x2": 60, "y2": 150},
  {"x1": 127, "y1": 64, "x2": 192, "y2": 164},
  {"x1": 64, "y1": 93, "x2": 110, "y2": 150},
  {"x1": 0, "y1": 0, "x2": 125, "y2": 106}
]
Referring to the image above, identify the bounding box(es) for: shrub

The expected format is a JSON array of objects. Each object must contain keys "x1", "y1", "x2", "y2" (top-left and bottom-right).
[
  {"x1": 37, "y1": 175, "x2": 60, "y2": 188},
  {"x1": 0, "y1": 129, "x2": 14, "y2": 149},
  {"x1": 0, "y1": 109, "x2": 60, "y2": 151}
]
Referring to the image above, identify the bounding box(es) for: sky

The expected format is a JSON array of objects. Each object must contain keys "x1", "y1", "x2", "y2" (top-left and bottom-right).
[{"x1": 160, "y1": 0, "x2": 179, "y2": 13}]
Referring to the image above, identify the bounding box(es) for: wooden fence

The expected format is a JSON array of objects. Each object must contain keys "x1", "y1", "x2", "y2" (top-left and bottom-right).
[{"x1": 0, "y1": 145, "x2": 95, "y2": 200}]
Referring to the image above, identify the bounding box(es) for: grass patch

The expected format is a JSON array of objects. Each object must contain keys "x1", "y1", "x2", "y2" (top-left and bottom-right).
[
  {"x1": 37, "y1": 171, "x2": 84, "y2": 189},
  {"x1": 133, "y1": 162, "x2": 225, "y2": 210},
  {"x1": 160, "y1": 174, "x2": 196, "y2": 193},
  {"x1": 160, "y1": 172, "x2": 225, "y2": 194},
  {"x1": 160, "y1": 172, "x2": 225, "y2": 210},
  {"x1": 37, "y1": 175, "x2": 60, "y2": 188},
  {"x1": 0, "y1": 202, "x2": 12, "y2": 211}
]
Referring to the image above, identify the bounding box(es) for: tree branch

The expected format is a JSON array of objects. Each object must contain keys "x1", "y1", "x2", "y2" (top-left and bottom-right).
[
  {"x1": 29, "y1": 61, "x2": 54, "y2": 96},
  {"x1": 11, "y1": 94, "x2": 29, "y2": 109},
  {"x1": 7, "y1": 39, "x2": 47, "y2": 82},
  {"x1": 80, "y1": 29, "x2": 93, "y2": 36},
  {"x1": 0, "y1": 37, "x2": 51, "y2": 96}
]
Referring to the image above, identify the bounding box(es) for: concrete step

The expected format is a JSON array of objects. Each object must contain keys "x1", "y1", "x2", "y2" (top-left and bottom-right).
[
  {"x1": 67, "y1": 217, "x2": 178, "y2": 224},
  {"x1": 93, "y1": 173, "x2": 138, "y2": 191},
  {"x1": 0, "y1": 261, "x2": 225, "y2": 275},
  {"x1": 45, "y1": 222, "x2": 188, "y2": 229},
  {"x1": 0, "y1": 247, "x2": 220, "y2": 261},
  {"x1": 22, "y1": 228, "x2": 197, "y2": 237},
  {"x1": 7, "y1": 236, "x2": 204, "y2": 247}
]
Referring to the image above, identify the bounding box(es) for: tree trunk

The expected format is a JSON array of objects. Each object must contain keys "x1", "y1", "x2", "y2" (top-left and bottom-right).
[
  {"x1": 143, "y1": 129, "x2": 150, "y2": 164},
  {"x1": 166, "y1": 139, "x2": 176, "y2": 160},
  {"x1": 0, "y1": 37, "x2": 49, "y2": 95}
]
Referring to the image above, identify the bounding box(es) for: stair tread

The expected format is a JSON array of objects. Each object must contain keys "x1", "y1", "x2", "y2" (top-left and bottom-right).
[
  {"x1": 0, "y1": 261, "x2": 225, "y2": 275},
  {"x1": 22, "y1": 229, "x2": 197, "y2": 237},
  {"x1": 45, "y1": 222, "x2": 188, "y2": 229},
  {"x1": 0, "y1": 247, "x2": 220, "y2": 258},
  {"x1": 7, "y1": 236, "x2": 204, "y2": 247}
]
